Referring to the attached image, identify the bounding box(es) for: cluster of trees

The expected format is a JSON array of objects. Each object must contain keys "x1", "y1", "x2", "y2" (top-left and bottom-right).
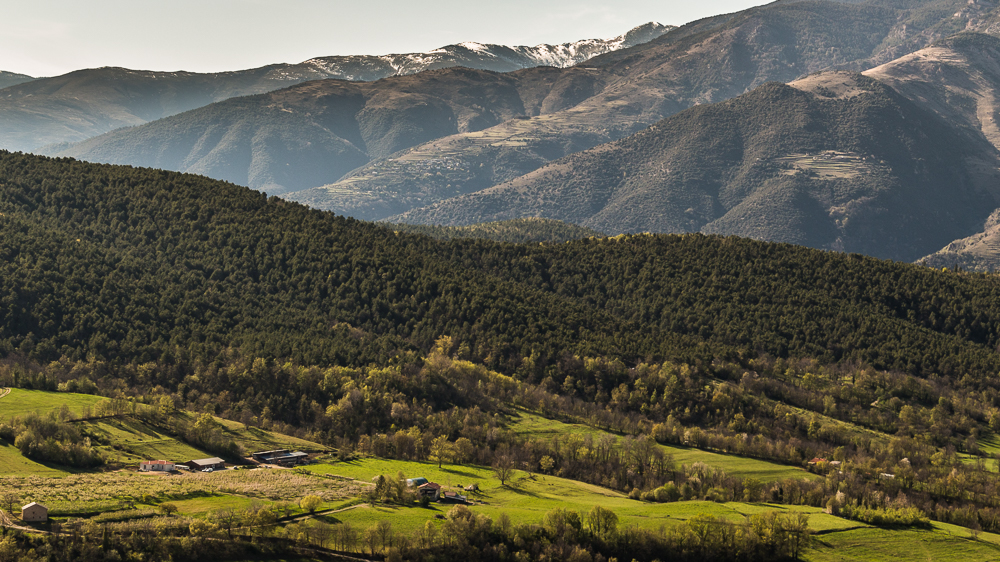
[{"x1": 0, "y1": 412, "x2": 103, "y2": 468}]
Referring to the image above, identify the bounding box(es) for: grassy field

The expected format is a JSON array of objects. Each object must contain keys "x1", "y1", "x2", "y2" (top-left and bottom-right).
[
  {"x1": 805, "y1": 525, "x2": 1000, "y2": 561},
  {"x1": 306, "y1": 457, "x2": 1000, "y2": 561},
  {"x1": 0, "y1": 388, "x2": 104, "y2": 420},
  {"x1": 509, "y1": 410, "x2": 818, "y2": 483},
  {"x1": 305, "y1": 458, "x2": 826, "y2": 534},
  {"x1": 80, "y1": 417, "x2": 210, "y2": 464},
  {"x1": 0, "y1": 441, "x2": 71, "y2": 477},
  {"x1": 0, "y1": 389, "x2": 325, "y2": 477},
  {"x1": 210, "y1": 415, "x2": 325, "y2": 453}
]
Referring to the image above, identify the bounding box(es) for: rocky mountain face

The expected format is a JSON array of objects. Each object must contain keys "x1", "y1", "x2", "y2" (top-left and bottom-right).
[
  {"x1": 40, "y1": 67, "x2": 595, "y2": 196},
  {"x1": 0, "y1": 23, "x2": 669, "y2": 153},
  {"x1": 32, "y1": 0, "x2": 1000, "y2": 267},
  {"x1": 392, "y1": 73, "x2": 1000, "y2": 263}
]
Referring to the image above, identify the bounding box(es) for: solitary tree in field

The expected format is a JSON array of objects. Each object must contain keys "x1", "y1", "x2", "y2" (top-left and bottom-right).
[
  {"x1": 300, "y1": 495, "x2": 323, "y2": 515},
  {"x1": 157, "y1": 503, "x2": 178, "y2": 516},
  {"x1": 588, "y1": 505, "x2": 619, "y2": 539},
  {"x1": 213, "y1": 508, "x2": 240, "y2": 539},
  {"x1": 0, "y1": 491, "x2": 19, "y2": 514},
  {"x1": 493, "y1": 453, "x2": 516, "y2": 487},
  {"x1": 430, "y1": 435, "x2": 453, "y2": 468}
]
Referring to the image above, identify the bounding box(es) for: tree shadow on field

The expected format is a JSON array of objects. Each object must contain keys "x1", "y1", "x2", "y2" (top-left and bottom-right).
[
  {"x1": 503, "y1": 486, "x2": 540, "y2": 498},
  {"x1": 441, "y1": 467, "x2": 480, "y2": 479}
]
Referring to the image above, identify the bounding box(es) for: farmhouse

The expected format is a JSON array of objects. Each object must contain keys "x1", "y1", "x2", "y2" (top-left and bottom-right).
[
  {"x1": 187, "y1": 457, "x2": 225, "y2": 471},
  {"x1": 139, "y1": 460, "x2": 175, "y2": 472},
  {"x1": 418, "y1": 482, "x2": 441, "y2": 501},
  {"x1": 21, "y1": 502, "x2": 47, "y2": 522}
]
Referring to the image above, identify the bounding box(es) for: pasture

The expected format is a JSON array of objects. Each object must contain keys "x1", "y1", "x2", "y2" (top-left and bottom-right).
[
  {"x1": 0, "y1": 388, "x2": 103, "y2": 420},
  {"x1": 509, "y1": 410, "x2": 818, "y2": 482}
]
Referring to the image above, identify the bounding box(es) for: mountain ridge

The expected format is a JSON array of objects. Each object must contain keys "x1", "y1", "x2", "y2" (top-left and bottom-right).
[
  {"x1": 0, "y1": 22, "x2": 670, "y2": 153},
  {"x1": 285, "y1": 0, "x2": 991, "y2": 220},
  {"x1": 49, "y1": 1, "x2": 983, "y2": 217}
]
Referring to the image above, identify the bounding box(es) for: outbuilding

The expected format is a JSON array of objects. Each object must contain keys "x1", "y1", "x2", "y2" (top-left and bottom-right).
[
  {"x1": 251, "y1": 449, "x2": 289, "y2": 463},
  {"x1": 187, "y1": 457, "x2": 226, "y2": 471},
  {"x1": 272, "y1": 451, "x2": 309, "y2": 466},
  {"x1": 21, "y1": 502, "x2": 48, "y2": 522}
]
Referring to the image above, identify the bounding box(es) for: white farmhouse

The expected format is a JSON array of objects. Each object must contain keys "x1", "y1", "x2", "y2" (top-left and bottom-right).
[{"x1": 139, "y1": 460, "x2": 176, "y2": 472}]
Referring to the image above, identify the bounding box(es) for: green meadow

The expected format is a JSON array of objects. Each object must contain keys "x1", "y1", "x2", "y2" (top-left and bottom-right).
[
  {"x1": 4, "y1": 390, "x2": 1000, "y2": 561},
  {"x1": 305, "y1": 458, "x2": 821, "y2": 533},
  {"x1": 0, "y1": 389, "x2": 325, "y2": 476},
  {"x1": 0, "y1": 388, "x2": 104, "y2": 420},
  {"x1": 303, "y1": 457, "x2": 1000, "y2": 561},
  {"x1": 0, "y1": 441, "x2": 71, "y2": 477},
  {"x1": 509, "y1": 410, "x2": 818, "y2": 482}
]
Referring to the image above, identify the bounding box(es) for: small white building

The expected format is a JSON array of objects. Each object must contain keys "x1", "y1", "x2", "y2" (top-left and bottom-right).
[
  {"x1": 139, "y1": 460, "x2": 176, "y2": 472},
  {"x1": 21, "y1": 502, "x2": 48, "y2": 522}
]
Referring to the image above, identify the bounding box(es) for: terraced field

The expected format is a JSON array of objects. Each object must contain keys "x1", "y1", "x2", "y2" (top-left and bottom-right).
[{"x1": 774, "y1": 151, "x2": 881, "y2": 179}]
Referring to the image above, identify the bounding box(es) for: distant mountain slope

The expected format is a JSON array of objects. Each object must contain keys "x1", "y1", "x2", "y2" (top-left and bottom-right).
[
  {"x1": 393, "y1": 73, "x2": 1000, "y2": 262},
  {"x1": 42, "y1": 67, "x2": 603, "y2": 195},
  {"x1": 919, "y1": 209, "x2": 1000, "y2": 270},
  {"x1": 0, "y1": 23, "x2": 668, "y2": 153},
  {"x1": 287, "y1": 0, "x2": 990, "y2": 220},
  {"x1": 0, "y1": 71, "x2": 33, "y2": 90},
  {"x1": 864, "y1": 33, "x2": 1000, "y2": 151}
]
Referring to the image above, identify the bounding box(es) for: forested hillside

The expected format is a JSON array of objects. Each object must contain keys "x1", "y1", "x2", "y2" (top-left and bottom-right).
[
  {"x1": 5, "y1": 151, "x2": 1000, "y2": 385},
  {"x1": 0, "y1": 71, "x2": 32, "y2": 90},
  {"x1": 9, "y1": 151, "x2": 1000, "y2": 558},
  {"x1": 387, "y1": 218, "x2": 603, "y2": 243}
]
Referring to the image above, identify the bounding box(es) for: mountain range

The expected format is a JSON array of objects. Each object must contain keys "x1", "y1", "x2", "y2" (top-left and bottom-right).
[
  {"x1": 0, "y1": 23, "x2": 670, "y2": 153},
  {"x1": 24, "y1": 0, "x2": 1000, "y2": 268}
]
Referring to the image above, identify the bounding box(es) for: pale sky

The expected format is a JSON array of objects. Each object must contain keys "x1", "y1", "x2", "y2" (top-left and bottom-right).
[{"x1": 3, "y1": 1, "x2": 772, "y2": 77}]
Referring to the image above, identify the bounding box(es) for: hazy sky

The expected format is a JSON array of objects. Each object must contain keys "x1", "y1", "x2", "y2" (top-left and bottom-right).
[{"x1": 5, "y1": 1, "x2": 771, "y2": 77}]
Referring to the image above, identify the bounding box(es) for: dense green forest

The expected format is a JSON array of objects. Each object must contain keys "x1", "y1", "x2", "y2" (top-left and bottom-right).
[{"x1": 5, "y1": 150, "x2": 1000, "y2": 379}]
